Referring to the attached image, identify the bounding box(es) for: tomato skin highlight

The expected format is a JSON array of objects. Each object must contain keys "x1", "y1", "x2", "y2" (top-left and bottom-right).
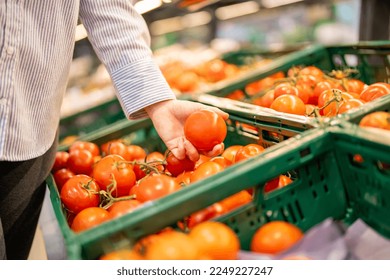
[
  {"x1": 184, "y1": 110, "x2": 227, "y2": 152},
  {"x1": 360, "y1": 82, "x2": 390, "y2": 102}
]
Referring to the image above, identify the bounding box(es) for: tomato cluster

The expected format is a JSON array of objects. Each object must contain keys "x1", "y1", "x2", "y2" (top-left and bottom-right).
[{"x1": 227, "y1": 66, "x2": 390, "y2": 117}]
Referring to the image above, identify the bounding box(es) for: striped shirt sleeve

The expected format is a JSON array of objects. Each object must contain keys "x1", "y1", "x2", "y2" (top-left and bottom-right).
[{"x1": 79, "y1": 0, "x2": 176, "y2": 119}]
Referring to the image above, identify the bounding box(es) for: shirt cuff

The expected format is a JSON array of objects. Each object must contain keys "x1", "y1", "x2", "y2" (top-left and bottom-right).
[{"x1": 110, "y1": 58, "x2": 176, "y2": 119}]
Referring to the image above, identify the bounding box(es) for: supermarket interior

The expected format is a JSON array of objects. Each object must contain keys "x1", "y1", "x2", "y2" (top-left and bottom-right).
[{"x1": 22, "y1": 0, "x2": 390, "y2": 260}]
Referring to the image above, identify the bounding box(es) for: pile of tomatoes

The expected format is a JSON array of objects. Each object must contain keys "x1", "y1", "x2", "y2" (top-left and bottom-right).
[
  {"x1": 51, "y1": 110, "x2": 302, "y2": 259},
  {"x1": 226, "y1": 65, "x2": 390, "y2": 117}
]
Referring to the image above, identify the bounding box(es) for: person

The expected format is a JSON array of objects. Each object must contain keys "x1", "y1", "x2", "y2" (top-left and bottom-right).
[{"x1": 0, "y1": 1, "x2": 228, "y2": 260}]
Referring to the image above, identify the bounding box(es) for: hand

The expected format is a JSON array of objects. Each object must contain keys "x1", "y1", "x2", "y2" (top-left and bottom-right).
[{"x1": 145, "y1": 99, "x2": 229, "y2": 161}]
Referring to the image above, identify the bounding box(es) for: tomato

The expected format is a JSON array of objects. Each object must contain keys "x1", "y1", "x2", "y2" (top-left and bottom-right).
[
  {"x1": 296, "y1": 74, "x2": 319, "y2": 88},
  {"x1": 69, "y1": 141, "x2": 100, "y2": 157},
  {"x1": 60, "y1": 174, "x2": 100, "y2": 214},
  {"x1": 221, "y1": 145, "x2": 243, "y2": 164},
  {"x1": 107, "y1": 200, "x2": 142, "y2": 219},
  {"x1": 133, "y1": 151, "x2": 165, "y2": 180},
  {"x1": 360, "y1": 82, "x2": 390, "y2": 102},
  {"x1": 270, "y1": 95, "x2": 306, "y2": 115},
  {"x1": 209, "y1": 155, "x2": 231, "y2": 168},
  {"x1": 313, "y1": 81, "x2": 334, "y2": 105},
  {"x1": 189, "y1": 221, "x2": 240, "y2": 260},
  {"x1": 100, "y1": 249, "x2": 144, "y2": 260},
  {"x1": 287, "y1": 66, "x2": 302, "y2": 78},
  {"x1": 145, "y1": 231, "x2": 200, "y2": 260},
  {"x1": 273, "y1": 83, "x2": 299, "y2": 99},
  {"x1": 216, "y1": 190, "x2": 252, "y2": 214},
  {"x1": 226, "y1": 90, "x2": 245, "y2": 100},
  {"x1": 184, "y1": 109, "x2": 227, "y2": 152},
  {"x1": 245, "y1": 80, "x2": 262, "y2": 96},
  {"x1": 204, "y1": 59, "x2": 229, "y2": 83},
  {"x1": 166, "y1": 152, "x2": 195, "y2": 177},
  {"x1": 175, "y1": 71, "x2": 200, "y2": 92},
  {"x1": 175, "y1": 171, "x2": 192, "y2": 186},
  {"x1": 264, "y1": 175, "x2": 293, "y2": 193},
  {"x1": 234, "y1": 144, "x2": 265, "y2": 163},
  {"x1": 359, "y1": 111, "x2": 390, "y2": 130},
  {"x1": 71, "y1": 207, "x2": 111, "y2": 233},
  {"x1": 131, "y1": 174, "x2": 181, "y2": 202},
  {"x1": 338, "y1": 98, "x2": 365, "y2": 114},
  {"x1": 101, "y1": 140, "x2": 128, "y2": 158},
  {"x1": 298, "y1": 66, "x2": 324, "y2": 80},
  {"x1": 344, "y1": 79, "x2": 365, "y2": 94},
  {"x1": 250, "y1": 221, "x2": 303, "y2": 254},
  {"x1": 52, "y1": 151, "x2": 69, "y2": 172},
  {"x1": 252, "y1": 90, "x2": 275, "y2": 108},
  {"x1": 92, "y1": 154, "x2": 136, "y2": 197},
  {"x1": 190, "y1": 161, "x2": 224, "y2": 183},
  {"x1": 194, "y1": 154, "x2": 210, "y2": 169},
  {"x1": 322, "y1": 91, "x2": 354, "y2": 117},
  {"x1": 295, "y1": 83, "x2": 311, "y2": 104},
  {"x1": 67, "y1": 149, "x2": 94, "y2": 175},
  {"x1": 126, "y1": 145, "x2": 147, "y2": 161},
  {"x1": 53, "y1": 168, "x2": 75, "y2": 191}
]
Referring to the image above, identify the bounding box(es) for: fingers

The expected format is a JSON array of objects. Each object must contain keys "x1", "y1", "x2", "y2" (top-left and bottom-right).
[
  {"x1": 169, "y1": 138, "x2": 186, "y2": 160},
  {"x1": 202, "y1": 143, "x2": 225, "y2": 158},
  {"x1": 184, "y1": 139, "x2": 200, "y2": 162}
]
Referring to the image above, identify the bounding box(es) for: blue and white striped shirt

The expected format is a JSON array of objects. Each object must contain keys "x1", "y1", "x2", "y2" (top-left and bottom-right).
[{"x1": 0, "y1": 0, "x2": 175, "y2": 161}]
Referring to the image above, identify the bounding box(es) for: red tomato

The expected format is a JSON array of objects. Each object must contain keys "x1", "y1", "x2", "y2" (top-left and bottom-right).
[
  {"x1": 295, "y1": 83, "x2": 311, "y2": 104},
  {"x1": 234, "y1": 144, "x2": 265, "y2": 163},
  {"x1": 360, "y1": 82, "x2": 390, "y2": 102},
  {"x1": 221, "y1": 145, "x2": 243, "y2": 164},
  {"x1": 210, "y1": 156, "x2": 231, "y2": 168},
  {"x1": 131, "y1": 174, "x2": 181, "y2": 202},
  {"x1": 175, "y1": 171, "x2": 192, "y2": 186},
  {"x1": 273, "y1": 84, "x2": 299, "y2": 99},
  {"x1": 322, "y1": 91, "x2": 354, "y2": 117},
  {"x1": 252, "y1": 90, "x2": 275, "y2": 108},
  {"x1": 270, "y1": 95, "x2": 306, "y2": 115},
  {"x1": 60, "y1": 174, "x2": 100, "y2": 214},
  {"x1": 359, "y1": 111, "x2": 390, "y2": 130},
  {"x1": 166, "y1": 152, "x2": 195, "y2": 177},
  {"x1": 226, "y1": 90, "x2": 245, "y2": 100},
  {"x1": 133, "y1": 151, "x2": 165, "y2": 180},
  {"x1": 92, "y1": 154, "x2": 136, "y2": 197},
  {"x1": 190, "y1": 161, "x2": 224, "y2": 183},
  {"x1": 107, "y1": 200, "x2": 142, "y2": 219},
  {"x1": 251, "y1": 221, "x2": 303, "y2": 254},
  {"x1": 101, "y1": 141, "x2": 128, "y2": 158},
  {"x1": 338, "y1": 98, "x2": 365, "y2": 114},
  {"x1": 71, "y1": 207, "x2": 111, "y2": 233},
  {"x1": 216, "y1": 190, "x2": 252, "y2": 214},
  {"x1": 344, "y1": 79, "x2": 365, "y2": 95},
  {"x1": 69, "y1": 141, "x2": 100, "y2": 157},
  {"x1": 264, "y1": 175, "x2": 293, "y2": 193},
  {"x1": 52, "y1": 151, "x2": 69, "y2": 172},
  {"x1": 313, "y1": 81, "x2": 334, "y2": 105},
  {"x1": 125, "y1": 145, "x2": 147, "y2": 161},
  {"x1": 67, "y1": 149, "x2": 95, "y2": 175},
  {"x1": 298, "y1": 66, "x2": 324, "y2": 80},
  {"x1": 53, "y1": 168, "x2": 75, "y2": 191},
  {"x1": 194, "y1": 154, "x2": 210, "y2": 169},
  {"x1": 184, "y1": 110, "x2": 227, "y2": 152}
]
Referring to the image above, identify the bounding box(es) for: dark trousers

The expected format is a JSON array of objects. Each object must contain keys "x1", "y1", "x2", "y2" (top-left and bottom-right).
[{"x1": 0, "y1": 137, "x2": 57, "y2": 259}]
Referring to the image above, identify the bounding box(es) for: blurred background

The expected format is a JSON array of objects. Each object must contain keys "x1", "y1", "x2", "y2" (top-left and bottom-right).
[{"x1": 62, "y1": 0, "x2": 389, "y2": 118}]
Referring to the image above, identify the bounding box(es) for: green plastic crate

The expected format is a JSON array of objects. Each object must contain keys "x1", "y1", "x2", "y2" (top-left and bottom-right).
[{"x1": 48, "y1": 114, "x2": 350, "y2": 260}]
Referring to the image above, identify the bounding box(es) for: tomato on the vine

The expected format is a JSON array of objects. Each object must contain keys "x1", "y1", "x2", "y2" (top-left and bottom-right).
[
  {"x1": 53, "y1": 168, "x2": 75, "y2": 191},
  {"x1": 60, "y1": 174, "x2": 100, "y2": 214},
  {"x1": 107, "y1": 200, "x2": 142, "y2": 219},
  {"x1": 190, "y1": 161, "x2": 224, "y2": 183},
  {"x1": 92, "y1": 154, "x2": 136, "y2": 197},
  {"x1": 264, "y1": 175, "x2": 293, "y2": 193},
  {"x1": 67, "y1": 149, "x2": 95, "y2": 175}
]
